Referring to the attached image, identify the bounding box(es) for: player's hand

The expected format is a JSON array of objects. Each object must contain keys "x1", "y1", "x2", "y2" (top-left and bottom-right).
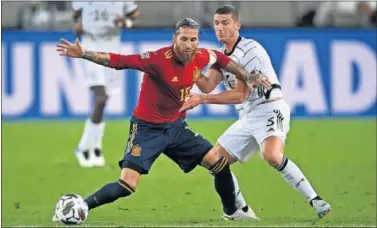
[
  {"x1": 248, "y1": 71, "x2": 272, "y2": 90},
  {"x1": 114, "y1": 15, "x2": 133, "y2": 28},
  {"x1": 56, "y1": 38, "x2": 84, "y2": 58},
  {"x1": 179, "y1": 93, "x2": 204, "y2": 112}
]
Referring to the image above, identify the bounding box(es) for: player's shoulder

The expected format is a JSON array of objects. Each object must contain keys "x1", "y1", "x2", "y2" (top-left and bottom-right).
[
  {"x1": 238, "y1": 37, "x2": 268, "y2": 58},
  {"x1": 195, "y1": 48, "x2": 207, "y2": 55},
  {"x1": 195, "y1": 48, "x2": 218, "y2": 59},
  {"x1": 140, "y1": 46, "x2": 172, "y2": 60},
  {"x1": 237, "y1": 37, "x2": 261, "y2": 53},
  {"x1": 72, "y1": 1, "x2": 90, "y2": 10},
  {"x1": 193, "y1": 48, "x2": 213, "y2": 64},
  {"x1": 155, "y1": 46, "x2": 174, "y2": 59}
]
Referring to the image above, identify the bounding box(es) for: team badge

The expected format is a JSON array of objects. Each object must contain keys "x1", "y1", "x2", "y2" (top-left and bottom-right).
[
  {"x1": 164, "y1": 50, "x2": 172, "y2": 59},
  {"x1": 131, "y1": 145, "x2": 141, "y2": 156},
  {"x1": 193, "y1": 68, "x2": 201, "y2": 82}
]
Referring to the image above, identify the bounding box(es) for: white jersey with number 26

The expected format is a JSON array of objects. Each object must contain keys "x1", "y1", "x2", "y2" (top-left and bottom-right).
[{"x1": 72, "y1": 1, "x2": 137, "y2": 44}]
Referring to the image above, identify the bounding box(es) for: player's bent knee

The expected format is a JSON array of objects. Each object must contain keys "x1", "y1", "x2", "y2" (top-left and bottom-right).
[
  {"x1": 264, "y1": 155, "x2": 281, "y2": 168},
  {"x1": 262, "y1": 149, "x2": 283, "y2": 168},
  {"x1": 208, "y1": 156, "x2": 229, "y2": 174},
  {"x1": 120, "y1": 168, "x2": 141, "y2": 190},
  {"x1": 216, "y1": 143, "x2": 237, "y2": 165},
  {"x1": 200, "y1": 147, "x2": 219, "y2": 168},
  {"x1": 262, "y1": 136, "x2": 285, "y2": 168}
]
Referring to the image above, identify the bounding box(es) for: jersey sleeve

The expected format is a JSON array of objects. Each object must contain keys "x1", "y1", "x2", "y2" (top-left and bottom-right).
[
  {"x1": 203, "y1": 49, "x2": 230, "y2": 74},
  {"x1": 108, "y1": 51, "x2": 160, "y2": 76},
  {"x1": 198, "y1": 48, "x2": 230, "y2": 69},
  {"x1": 240, "y1": 50, "x2": 263, "y2": 74}
]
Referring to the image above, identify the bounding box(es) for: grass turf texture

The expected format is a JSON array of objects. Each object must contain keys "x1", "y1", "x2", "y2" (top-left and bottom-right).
[{"x1": 2, "y1": 119, "x2": 376, "y2": 227}]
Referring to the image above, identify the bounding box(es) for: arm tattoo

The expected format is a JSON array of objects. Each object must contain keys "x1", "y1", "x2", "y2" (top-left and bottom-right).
[
  {"x1": 224, "y1": 59, "x2": 257, "y2": 83},
  {"x1": 82, "y1": 50, "x2": 111, "y2": 67}
]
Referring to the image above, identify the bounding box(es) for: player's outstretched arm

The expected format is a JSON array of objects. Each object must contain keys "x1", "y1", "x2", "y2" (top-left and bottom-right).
[
  {"x1": 57, "y1": 38, "x2": 155, "y2": 72},
  {"x1": 56, "y1": 38, "x2": 110, "y2": 66}
]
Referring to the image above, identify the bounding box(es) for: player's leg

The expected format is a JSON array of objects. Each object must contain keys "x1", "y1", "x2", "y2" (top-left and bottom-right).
[
  {"x1": 164, "y1": 120, "x2": 255, "y2": 220},
  {"x1": 216, "y1": 118, "x2": 263, "y2": 217},
  {"x1": 75, "y1": 85, "x2": 107, "y2": 167},
  {"x1": 207, "y1": 142, "x2": 258, "y2": 218},
  {"x1": 262, "y1": 136, "x2": 331, "y2": 218},
  {"x1": 84, "y1": 167, "x2": 139, "y2": 210},
  {"x1": 84, "y1": 116, "x2": 167, "y2": 211},
  {"x1": 256, "y1": 101, "x2": 331, "y2": 218},
  {"x1": 75, "y1": 118, "x2": 94, "y2": 167},
  {"x1": 200, "y1": 146, "x2": 258, "y2": 220},
  {"x1": 88, "y1": 85, "x2": 108, "y2": 166},
  {"x1": 75, "y1": 59, "x2": 108, "y2": 167}
]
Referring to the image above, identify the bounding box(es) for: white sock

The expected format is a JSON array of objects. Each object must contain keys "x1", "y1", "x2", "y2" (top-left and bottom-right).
[
  {"x1": 231, "y1": 171, "x2": 247, "y2": 209},
  {"x1": 77, "y1": 119, "x2": 94, "y2": 151},
  {"x1": 277, "y1": 156, "x2": 318, "y2": 201},
  {"x1": 92, "y1": 121, "x2": 105, "y2": 150}
]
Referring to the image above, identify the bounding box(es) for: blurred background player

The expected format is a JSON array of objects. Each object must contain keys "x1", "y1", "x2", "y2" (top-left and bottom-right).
[
  {"x1": 181, "y1": 5, "x2": 332, "y2": 218},
  {"x1": 71, "y1": 1, "x2": 140, "y2": 167}
]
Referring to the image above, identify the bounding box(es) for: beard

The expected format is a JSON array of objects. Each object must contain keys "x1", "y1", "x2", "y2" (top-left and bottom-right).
[{"x1": 175, "y1": 45, "x2": 196, "y2": 63}]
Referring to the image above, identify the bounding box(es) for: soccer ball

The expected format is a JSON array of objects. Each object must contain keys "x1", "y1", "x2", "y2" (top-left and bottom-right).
[{"x1": 54, "y1": 194, "x2": 88, "y2": 225}]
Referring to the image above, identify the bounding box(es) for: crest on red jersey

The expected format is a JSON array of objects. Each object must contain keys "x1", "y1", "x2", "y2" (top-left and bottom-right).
[
  {"x1": 193, "y1": 68, "x2": 201, "y2": 81},
  {"x1": 164, "y1": 50, "x2": 173, "y2": 59}
]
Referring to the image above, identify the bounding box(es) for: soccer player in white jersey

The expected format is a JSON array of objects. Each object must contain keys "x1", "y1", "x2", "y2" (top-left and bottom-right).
[
  {"x1": 71, "y1": 2, "x2": 139, "y2": 167},
  {"x1": 181, "y1": 5, "x2": 332, "y2": 219}
]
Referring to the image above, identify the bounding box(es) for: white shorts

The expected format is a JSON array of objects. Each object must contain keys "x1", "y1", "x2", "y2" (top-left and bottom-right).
[
  {"x1": 81, "y1": 38, "x2": 123, "y2": 95},
  {"x1": 81, "y1": 60, "x2": 122, "y2": 95},
  {"x1": 218, "y1": 99, "x2": 291, "y2": 163}
]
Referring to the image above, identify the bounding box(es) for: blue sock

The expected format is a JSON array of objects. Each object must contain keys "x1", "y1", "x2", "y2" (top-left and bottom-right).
[
  {"x1": 84, "y1": 179, "x2": 135, "y2": 210},
  {"x1": 209, "y1": 157, "x2": 238, "y2": 215}
]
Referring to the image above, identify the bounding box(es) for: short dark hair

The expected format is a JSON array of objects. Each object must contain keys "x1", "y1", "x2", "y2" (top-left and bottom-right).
[
  {"x1": 215, "y1": 5, "x2": 239, "y2": 21},
  {"x1": 175, "y1": 17, "x2": 200, "y2": 34}
]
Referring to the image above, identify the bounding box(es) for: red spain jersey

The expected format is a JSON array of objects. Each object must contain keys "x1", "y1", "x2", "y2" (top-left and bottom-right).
[{"x1": 108, "y1": 46, "x2": 230, "y2": 123}]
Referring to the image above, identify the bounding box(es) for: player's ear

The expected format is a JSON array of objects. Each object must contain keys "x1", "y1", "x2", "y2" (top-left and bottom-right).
[{"x1": 235, "y1": 21, "x2": 241, "y2": 30}]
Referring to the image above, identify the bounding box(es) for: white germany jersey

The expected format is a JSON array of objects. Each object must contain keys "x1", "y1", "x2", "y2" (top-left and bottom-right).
[
  {"x1": 218, "y1": 37, "x2": 283, "y2": 118},
  {"x1": 72, "y1": 1, "x2": 137, "y2": 39}
]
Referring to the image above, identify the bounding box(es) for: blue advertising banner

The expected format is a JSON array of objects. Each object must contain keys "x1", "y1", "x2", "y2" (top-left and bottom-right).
[{"x1": 2, "y1": 28, "x2": 376, "y2": 120}]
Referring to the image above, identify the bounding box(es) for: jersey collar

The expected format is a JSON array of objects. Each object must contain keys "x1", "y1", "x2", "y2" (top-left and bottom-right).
[{"x1": 224, "y1": 36, "x2": 243, "y2": 56}]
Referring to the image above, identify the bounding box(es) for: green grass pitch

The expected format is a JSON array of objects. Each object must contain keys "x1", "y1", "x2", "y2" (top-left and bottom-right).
[{"x1": 2, "y1": 119, "x2": 376, "y2": 227}]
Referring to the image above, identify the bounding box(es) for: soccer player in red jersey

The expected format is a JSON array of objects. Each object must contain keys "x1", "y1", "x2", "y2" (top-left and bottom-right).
[{"x1": 55, "y1": 18, "x2": 270, "y2": 221}]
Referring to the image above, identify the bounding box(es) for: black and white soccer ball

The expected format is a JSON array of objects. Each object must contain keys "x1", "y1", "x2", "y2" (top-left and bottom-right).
[{"x1": 54, "y1": 194, "x2": 88, "y2": 225}]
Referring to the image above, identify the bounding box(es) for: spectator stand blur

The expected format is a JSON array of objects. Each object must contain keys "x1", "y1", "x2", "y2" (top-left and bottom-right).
[
  {"x1": 1, "y1": 1, "x2": 376, "y2": 30},
  {"x1": 295, "y1": 1, "x2": 377, "y2": 27}
]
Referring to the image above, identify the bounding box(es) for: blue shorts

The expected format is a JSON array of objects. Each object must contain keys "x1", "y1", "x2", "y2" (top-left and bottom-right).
[{"x1": 118, "y1": 116, "x2": 213, "y2": 174}]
